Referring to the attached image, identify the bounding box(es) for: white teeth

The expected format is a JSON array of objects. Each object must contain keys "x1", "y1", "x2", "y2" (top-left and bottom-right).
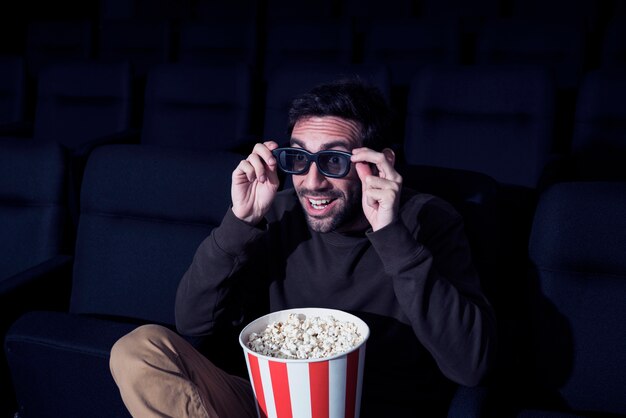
[
  {"x1": 309, "y1": 198, "x2": 331, "y2": 209},
  {"x1": 309, "y1": 199, "x2": 330, "y2": 205}
]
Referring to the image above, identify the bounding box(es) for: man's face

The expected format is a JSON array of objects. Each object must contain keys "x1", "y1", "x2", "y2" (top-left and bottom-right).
[{"x1": 290, "y1": 116, "x2": 365, "y2": 233}]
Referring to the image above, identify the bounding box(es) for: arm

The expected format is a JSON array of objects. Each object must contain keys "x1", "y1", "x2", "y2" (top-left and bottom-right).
[
  {"x1": 175, "y1": 141, "x2": 280, "y2": 336},
  {"x1": 351, "y1": 147, "x2": 496, "y2": 386},
  {"x1": 368, "y1": 203, "x2": 496, "y2": 387},
  {"x1": 175, "y1": 209, "x2": 268, "y2": 336}
]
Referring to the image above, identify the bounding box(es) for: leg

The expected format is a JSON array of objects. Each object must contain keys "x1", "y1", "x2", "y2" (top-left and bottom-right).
[{"x1": 110, "y1": 324, "x2": 257, "y2": 418}]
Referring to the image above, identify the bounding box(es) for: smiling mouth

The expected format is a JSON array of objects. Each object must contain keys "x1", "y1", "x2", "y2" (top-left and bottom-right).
[{"x1": 309, "y1": 198, "x2": 333, "y2": 210}]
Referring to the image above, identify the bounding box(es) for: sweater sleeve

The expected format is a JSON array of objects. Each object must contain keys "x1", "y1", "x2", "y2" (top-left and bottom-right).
[
  {"x1": 175, "y1": 208, "x2": 267, "y2": 336},
  {"x1": 367, "y1": 202, "x2": 497, "y2": 387}
]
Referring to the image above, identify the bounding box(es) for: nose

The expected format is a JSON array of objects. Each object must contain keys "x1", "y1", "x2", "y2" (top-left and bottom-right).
[{"x1": 301, "y1": 162, "x2": 328, "y2": 188}]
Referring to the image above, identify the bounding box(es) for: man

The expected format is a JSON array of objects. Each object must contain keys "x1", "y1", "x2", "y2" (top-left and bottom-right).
[{"x1": 110, "y1": 79, "x2": 496, "y2": 417}]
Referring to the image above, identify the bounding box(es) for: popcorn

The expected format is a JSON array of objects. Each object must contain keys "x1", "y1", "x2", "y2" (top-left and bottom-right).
[{"x1": 247, "y1": 313, "x2": 364, "y2": 359}]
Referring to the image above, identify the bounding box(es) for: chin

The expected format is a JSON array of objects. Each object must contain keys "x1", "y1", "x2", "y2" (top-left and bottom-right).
[{"x1": 305, "y1": 216, "x2": 338, "y2": 233}]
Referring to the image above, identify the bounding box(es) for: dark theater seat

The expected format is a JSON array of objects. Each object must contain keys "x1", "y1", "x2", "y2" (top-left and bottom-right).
[
  {"x1": 141, "y1": 63, "x2": 255, "y2": 153},
  {"x1": 518, "y1": 182, "x2": 626, "y2": 417},
  {"x1": 4, "y1": 145, "x2": 242, "y2": 418},
  {"x1": 0, "y1": 56, "x2": 26, "y2": 135},
  {"x1": 263, "y1": 21, "x2": 354, "y2": 80},
  {"x1": 361, "y1": 18, "x2": 460, "y2": 108},
  {"x1": 404, "y1": 64, "x2": 555, "y2": 189},
  {"x1": 0, "y1": 139, "x2": 70, "y2": 418},
  {"x1": 18, "y1": 60, "x2": 134, "y2": 234},
  {"x1": 541, "y1": 69, "x2": 626, "y2": 187},
  {"x1": 177, "y1": 21, "x2": 259, "y2": 68},
  {"x1": 24, "y1": 20, "x2": 93, "y2": 79},
  {"x1": 33, "y1": 61, "x2": 132, "y2": 150},
  {"x1": 601, "y1": 17, "x2": 626, "y2": 69},
  {"x1": 0, "y1": 139, "x2": 68, "y2": 287},
  {"x1": 97, "y1": 20, "x2": 171, "y2": 79},
  {"x1": 262, "y1": 63, "x2": 391, "y2": 142},
  {"x1": 567, "y1": 70, "x2": 626, "y2": 181}
]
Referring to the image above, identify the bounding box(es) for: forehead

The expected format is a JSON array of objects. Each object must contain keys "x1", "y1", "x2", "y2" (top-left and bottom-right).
[{"x1": 291, "y1": 116, "x2": 362, "y2": 150}]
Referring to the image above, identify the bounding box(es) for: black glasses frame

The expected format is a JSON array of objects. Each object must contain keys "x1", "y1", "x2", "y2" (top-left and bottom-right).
[{"x1": 271, "y1": 147, "x2": 353, "y2": 178}]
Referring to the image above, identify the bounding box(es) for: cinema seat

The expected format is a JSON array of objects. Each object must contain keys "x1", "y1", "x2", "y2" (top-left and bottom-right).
[
  {"x1": 404, "y1": 65, "x2": 555, "y2": 189},
  {"x1": 141, "y1": 63, "x2": 255, "y2": 152},
  {"x1": 519, "y1": 182, "x2": 626, "y2": 417},
  {"x1": 0, "y1": 139, "x2": 70, "y2": 418},
  {"x1": 0, "y1": 56, "x2": 26, "y2": 135},
  {"x1": 263, "y1": 63, "x2": 390, "y2": 141},
  {"x1": 263, "y1": 21, "x2": 354, "y2": 80},
  {"x1": 24, "y1": 20, "x2": 93, "y2": 78},
  {"x1": 4, "y1": 145, "x2": 242, "y2": 418}
]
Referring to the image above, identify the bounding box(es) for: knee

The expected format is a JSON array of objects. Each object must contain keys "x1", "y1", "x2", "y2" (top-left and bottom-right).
[{"x1": 110, "y1": 324, "x2": 172, "y2": 375}]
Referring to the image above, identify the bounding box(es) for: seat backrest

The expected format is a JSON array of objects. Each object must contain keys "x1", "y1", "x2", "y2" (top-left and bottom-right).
[
  {"x1": 141, "y1": 63, "x2": 253, "y2": 152},
  {"x1": 0, "y1": 139, "x2": 67, "y2": 279},
  {"x1": 25, "y1": 20, "x2": 93, "y2": 77},
  {"x1": 33, "y1": 61, "x2": 132, "y2": 149},
  {"x1": 69, "y1": 145, "x2": 241, "y2": 326},
  {"x1": 265, "y1": 0, "x2": 336, "y2": 23},
  {"x1": 263, "y1": 21, "x2": 353, "y2": 79},
  {"x1": 99, "y1": 0, "x2": 134, "y2": 20},
  {"x1": 404, "y1": 64, "x2": 555, "y2": 188},
  {"x1": 263, "y1": 63, "x2": 391, "y2": 141},
  {"x1": 192, "y1": 0, "x2": 260, "y2": 24},
  {"x1": 341, "y1": 0, "x2": 413, "y2": 22},
  {"x1": 510, "y1": 0, "x2": 600, "y2": 29},
  {"x1": 98, "y1": 20, "x2": 171, "y2": 77},
  {"x1": 177, "y1": 21, "x2": 258, "y2": 67},
  {"x1": 0, "y1": 56, "x2": 25, "y2": 125},
  {"x1": 528, "y1": 182, "x2": 626, "y2": 415},
  {"x1": 362, "y1": 19, "x2": 460, "y2": 89},
  {"x1": 572, "y1": 69, "x2": 626, "y2": 154},
  {"x1": 132, "y1": 0, "x2": 193, "y2": 21},
  {"x1": 419, "y1": 0, "x2": 500, "y2": 20},
  {"x1": 601, "y1": 17, "x2": 626, "y2": 69},
  {"x1": 545, "y1": 69, "x2": 626, "y2": 182},
  {"x1": 475, "y1": 19, "x2": 587, "y2": 91}
]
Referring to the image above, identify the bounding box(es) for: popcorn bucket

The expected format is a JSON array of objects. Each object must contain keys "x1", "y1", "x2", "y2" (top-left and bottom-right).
[{"x1": 239, "y1": 308, "x2": 370, "y2": 418}]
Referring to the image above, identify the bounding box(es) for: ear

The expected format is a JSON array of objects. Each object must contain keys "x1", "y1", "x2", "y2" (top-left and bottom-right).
[{"x1": 382, "y1": 148, "x2": 396, "y2": 166}]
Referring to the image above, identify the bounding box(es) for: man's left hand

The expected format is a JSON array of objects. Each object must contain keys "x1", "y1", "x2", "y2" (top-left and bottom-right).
[{"x1": 351, "y1": 147, "x2": 402, "y2": 232}]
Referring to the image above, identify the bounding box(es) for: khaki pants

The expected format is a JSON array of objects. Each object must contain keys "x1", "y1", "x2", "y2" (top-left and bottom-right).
[{"x1": 110, "y1": 324, "x2": 257, "y2": 418}]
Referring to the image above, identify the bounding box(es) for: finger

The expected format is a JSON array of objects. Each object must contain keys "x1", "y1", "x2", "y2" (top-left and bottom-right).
[
  {"x1": 233, "y1": 160, "x2": 257, "y2": 184},
  {"x1": 351, "y1": 148, "x2": 401, "y2": 182},
  {"x1": 364, "y1": 174, "x2": 402, "y2": 193},
  {"x1": 363, "y1": 190, "x2": 379, "y2": 209},
  {"x1": 363, "y1": 187, "x2": 397, "y2": 209},
  {"x1": 246, "y1": 153, "x2": 270, "y2": 183},
  {"x1": 263, "y1": 140, "x2": 279, "y2": 151},
  {"x1": 252, "y1": 142, "x2": 278, "y2": 168}
]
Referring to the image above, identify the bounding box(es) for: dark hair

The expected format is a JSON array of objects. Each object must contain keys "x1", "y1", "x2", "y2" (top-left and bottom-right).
[{"x1": 287, "y1": 78, "x2": 393, "y2": 151}]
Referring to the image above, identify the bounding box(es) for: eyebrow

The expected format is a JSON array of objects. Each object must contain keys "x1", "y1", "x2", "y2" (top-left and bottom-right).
[{"x1": 289, "y1": 138, "x2": 351, "y2": 151}]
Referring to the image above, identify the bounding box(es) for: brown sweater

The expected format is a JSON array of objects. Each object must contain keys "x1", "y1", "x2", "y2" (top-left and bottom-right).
[{"x1": 176, "y1": 187, "x2": 496, "y2": 417}]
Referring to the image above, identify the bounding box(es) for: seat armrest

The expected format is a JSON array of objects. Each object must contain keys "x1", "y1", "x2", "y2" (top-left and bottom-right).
[{"x1": 4, "y1": 312, "x2": 136, "y2": 418}]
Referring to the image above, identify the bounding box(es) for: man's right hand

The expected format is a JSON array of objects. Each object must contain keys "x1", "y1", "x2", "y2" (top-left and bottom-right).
[{"x1": 231, "y1": 141, "x2": 280, "y2": 225}]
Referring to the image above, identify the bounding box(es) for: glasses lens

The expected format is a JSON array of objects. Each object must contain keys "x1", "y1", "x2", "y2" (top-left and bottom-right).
[
  {"x1": 318, "y1": 151, "x2": 351, "y2": 177},
  {"x1": 274, "y1": 148, "x2": 352, "y2": 177},
  {"x1": 277, "y1": 149, "x2": 309, "y2": 173}
]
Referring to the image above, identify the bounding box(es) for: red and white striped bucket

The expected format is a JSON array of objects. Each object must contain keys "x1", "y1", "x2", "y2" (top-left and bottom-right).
[{"x1": 239, "y1": 308, "x2": 369, "y2": 418}]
